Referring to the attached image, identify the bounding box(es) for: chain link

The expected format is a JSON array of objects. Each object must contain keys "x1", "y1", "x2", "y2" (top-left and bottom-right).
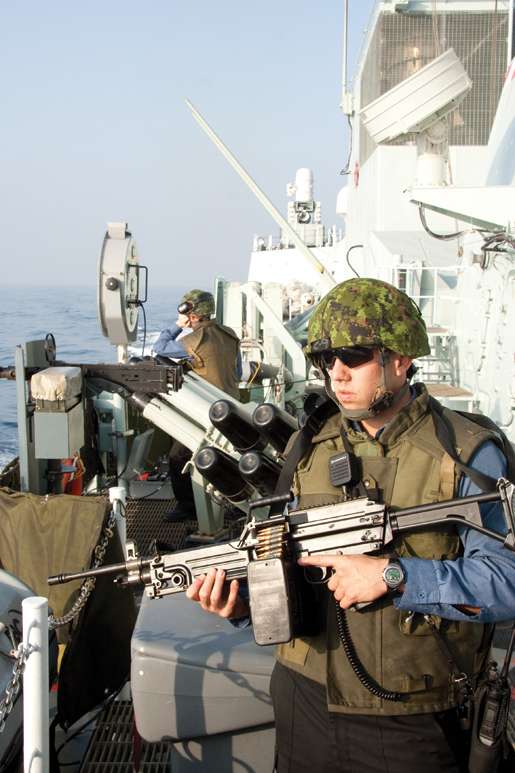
[
  {"x1": 49, "y1": 508, "x2": 117, "y2": 630},
  {"x1": 0, "y1": 508, "x2": 117, "y2": 731},
  {"x1": 0, "y1": 643, "x2": 32, "y2": 733}
]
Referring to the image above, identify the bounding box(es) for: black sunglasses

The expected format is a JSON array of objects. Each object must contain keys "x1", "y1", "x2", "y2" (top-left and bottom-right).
[
  {"x1": 177, "y1": 301, "x2": 194, "y2": 315},
  {"x1": 311, "y1": 346, "x2": 375, "y2": 371}
]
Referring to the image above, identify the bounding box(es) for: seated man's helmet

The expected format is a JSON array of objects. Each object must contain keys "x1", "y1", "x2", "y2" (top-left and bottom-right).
[
  {"x1": 178, "y1": 289, "x2": 215, "y2": 318},
  {"x1": 305, "y1": 278, "x2": 430, "y2": 359}
]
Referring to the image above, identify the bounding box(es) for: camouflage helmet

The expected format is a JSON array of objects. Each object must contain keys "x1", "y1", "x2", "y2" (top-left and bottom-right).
[
  {"x1": 306, "y1": 278, "x2": 430, "y2": 358},
  {"x1": 178, "y1": 289, "x2": 215, "y2": 318}
]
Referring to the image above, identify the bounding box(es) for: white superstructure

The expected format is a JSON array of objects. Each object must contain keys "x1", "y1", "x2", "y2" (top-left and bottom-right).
[{"x1": 243, "y1": 0, "x2": 515, "y2": 439}]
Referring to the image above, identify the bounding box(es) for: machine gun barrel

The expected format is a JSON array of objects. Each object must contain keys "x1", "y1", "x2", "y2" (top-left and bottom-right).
[
  {"x1": 48, "y1": 556, "x2": 153, "y2": 586},
  {"x1": 80, "y1": 361, "x2": 183, "y2": 394}
]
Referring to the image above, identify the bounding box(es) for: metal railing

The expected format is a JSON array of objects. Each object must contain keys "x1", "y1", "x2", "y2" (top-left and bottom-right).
[
  {"x1": 380, "y1": 263, "x2": 468, "y2": 388},
  {"x1": 380, "y1": 263, "x2": 464, "y2": 330}
]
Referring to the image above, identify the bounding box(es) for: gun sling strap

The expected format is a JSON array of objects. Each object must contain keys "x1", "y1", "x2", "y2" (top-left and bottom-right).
[
  {"x1": 270, "y1": 399, "x2": 339, "y2": 514},
  {"x1": 428, "y1": 397, "x2": 512, "y2": 493}
]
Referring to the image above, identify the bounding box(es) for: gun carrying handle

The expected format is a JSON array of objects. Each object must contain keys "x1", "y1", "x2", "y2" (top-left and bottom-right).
[{"x1": 248, "y1": 491, "x2": 293, "y2": 515}]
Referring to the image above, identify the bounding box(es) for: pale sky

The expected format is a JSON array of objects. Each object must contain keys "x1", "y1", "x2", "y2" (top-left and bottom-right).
[{"x1": 0, "y1": 1, "x2": 376, "y2": 290}]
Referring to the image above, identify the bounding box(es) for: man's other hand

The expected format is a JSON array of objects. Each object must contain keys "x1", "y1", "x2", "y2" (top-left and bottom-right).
[{"x1": 185, "y1": 567, "x2": 249, "y2": 619}]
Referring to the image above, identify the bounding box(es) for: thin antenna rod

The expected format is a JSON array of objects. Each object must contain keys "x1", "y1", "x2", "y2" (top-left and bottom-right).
[
  {"x1": 185, "y1": 99, "x2": 336, "y2": 291},
  {"x1": 342, "y1": 0, "x2": 349, "y2": 97}
]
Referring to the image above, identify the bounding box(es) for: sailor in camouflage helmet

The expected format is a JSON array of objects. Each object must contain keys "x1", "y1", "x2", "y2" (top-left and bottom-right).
[
  {"x1": 153, "y1": 288, "x2": 240, "y2": 397},
  {"x1": 305, "y1": 277, "x2": 430, "y2": 419},
  {"x1": 154, "y1": 288, "x2": 241, "y2": 520},
  {"x1": 186, "y1": 276, "x2": 515, "y2": 772}
]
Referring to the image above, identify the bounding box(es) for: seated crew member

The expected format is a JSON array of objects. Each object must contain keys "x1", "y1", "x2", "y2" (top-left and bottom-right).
[
  {"x1": 186, "y1": 278, "x2": 515, "y2": 773},
  {"x1": 153, "y1": 289, "x2": 241, "y2": 520},
  {"x1": 153, "y1": 289, "x2": 241, "y2": 398}
]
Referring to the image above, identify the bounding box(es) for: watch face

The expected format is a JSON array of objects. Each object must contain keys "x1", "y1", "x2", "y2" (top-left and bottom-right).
[{"x1": 384, "y1": 563, "x2": 404, "y2": 589}]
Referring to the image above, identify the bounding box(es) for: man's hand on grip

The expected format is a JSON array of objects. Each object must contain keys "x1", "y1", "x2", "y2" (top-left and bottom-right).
[
  {"x1": 186, "y1": 567, "x2": 249, "y2": 619},
  {"x1": 298, "y1": 554, "x2": 392, "y2": 608}
]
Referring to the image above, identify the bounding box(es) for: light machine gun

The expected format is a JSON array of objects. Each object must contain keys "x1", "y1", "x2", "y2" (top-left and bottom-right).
[{"x1": 49, "y1": 478, "x2": 515, "y2": 646}]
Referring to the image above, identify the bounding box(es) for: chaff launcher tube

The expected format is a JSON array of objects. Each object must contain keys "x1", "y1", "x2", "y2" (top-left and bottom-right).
[{"x1": 129, "y1": 393, "x2": 206, "y2": 452}]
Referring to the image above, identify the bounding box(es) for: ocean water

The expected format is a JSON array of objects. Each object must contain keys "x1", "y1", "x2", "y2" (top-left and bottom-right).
[{"x1": 0, "y1": 285, "x2": 188, "y2": 470}]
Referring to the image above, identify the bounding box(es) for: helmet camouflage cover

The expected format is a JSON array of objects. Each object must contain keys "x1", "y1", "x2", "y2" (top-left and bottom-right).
[
  {"x1": 306, "y1": 278, "x2": 430, "y2": 358},
  {"x1": 180, "y1": 289, "x2": 215, "y2": 317}
]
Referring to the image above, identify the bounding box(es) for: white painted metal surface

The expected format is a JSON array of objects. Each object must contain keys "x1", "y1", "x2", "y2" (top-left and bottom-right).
[
  {"x1": 22, "y1": 597, "x2": 48, "y2": 773},
  {"x1": 97, "y1": 222, "x2": 140, "y2": 346},
  {"x1": 485, "y1": 57, "x2": 515, "y2": 186},
  {"x1": 409, "y1": 186, "x2": 515, "y2": 231},
  {"x1": 289, "y1": 168, "x2": 313, "y2": 202},
  {"x1": 109, "y1": 487, "x2": 127, "y2": 553},
  {"x1": 360, "y1": 48, "x2": 472, "y2": 143}
]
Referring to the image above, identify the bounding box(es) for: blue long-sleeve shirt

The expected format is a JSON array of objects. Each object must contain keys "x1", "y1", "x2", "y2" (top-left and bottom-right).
[
  {"x1": 153, "y1": 324, "x2": 243, "y2": 379},
  {"x1": 395, "y1": 441, "x2": 515, "y2": 623},
  {"x1": 153, "y1": 324, "x2": 192, "y2": 359}
]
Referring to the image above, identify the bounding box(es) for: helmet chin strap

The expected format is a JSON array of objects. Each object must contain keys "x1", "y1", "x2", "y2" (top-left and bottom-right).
[{"x1": 324, "y1": 349, "x2": 410, "y2": 421}]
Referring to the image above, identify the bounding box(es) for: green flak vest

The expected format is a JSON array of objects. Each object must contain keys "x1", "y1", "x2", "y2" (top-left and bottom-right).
[
  {"x1": 276, "y1": 384, "x2": 497, "y2": 716},
  {"x1": 182, "y1": 319, "x2": 240, "y2": 400}
]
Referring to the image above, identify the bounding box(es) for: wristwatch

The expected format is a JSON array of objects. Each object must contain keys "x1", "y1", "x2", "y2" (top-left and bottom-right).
[{"x1": 382, "y1": 559, "x2": 405, "y2": 591}]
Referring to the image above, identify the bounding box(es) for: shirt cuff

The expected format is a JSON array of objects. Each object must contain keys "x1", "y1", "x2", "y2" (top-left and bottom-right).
[
  {"x1": 395, "y1": 557, "x2": 441, "y2": 606},
  {"x1": 393, "y1": 559, "x2": 484, "y2": 621}
]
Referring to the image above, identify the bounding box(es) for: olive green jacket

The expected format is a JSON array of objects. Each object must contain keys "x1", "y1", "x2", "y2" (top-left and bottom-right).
[
  {"x1": 276, "y1": 385, "x2": 496, "y2": 715},
  {"x1": 183, "y1": 319, "x2": 240, "y2": 399}
]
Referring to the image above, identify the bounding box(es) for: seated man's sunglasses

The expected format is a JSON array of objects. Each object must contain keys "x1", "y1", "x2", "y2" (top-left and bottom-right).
[{"x1": 311, "y1": 346, "x2": 376, "y2": 371}]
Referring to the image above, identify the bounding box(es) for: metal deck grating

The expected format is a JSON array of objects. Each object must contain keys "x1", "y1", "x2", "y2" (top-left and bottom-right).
[
  {"x1": 124, "y1": 496, "x2": 245, "y2": 554},
  {"x1": 80, "y1": 700, "x2": 171, "y2": 771},
  {"x1": 125, "y1": 497, "x2": 190, "y2": 555}
]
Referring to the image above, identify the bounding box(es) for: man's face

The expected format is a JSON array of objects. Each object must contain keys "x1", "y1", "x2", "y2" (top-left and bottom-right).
[
  {"x1": 176, "y1": 312, "x2": 191, "y2": 328},
  {"x1": 326, "y1": 349, "x2": 411, "y2": 411}
]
